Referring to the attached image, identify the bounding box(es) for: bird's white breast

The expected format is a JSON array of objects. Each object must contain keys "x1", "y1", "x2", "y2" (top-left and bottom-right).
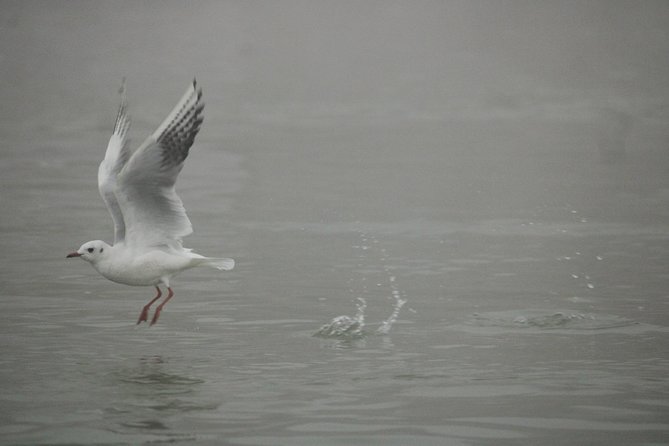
[{"x1": 93, "y1": 247, "x2": 194, "y2": 286}]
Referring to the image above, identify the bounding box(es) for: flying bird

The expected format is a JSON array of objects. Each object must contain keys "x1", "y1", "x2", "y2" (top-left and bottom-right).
[{"x1": 67, "y1": 79, "x2": 234, "y2": 325}]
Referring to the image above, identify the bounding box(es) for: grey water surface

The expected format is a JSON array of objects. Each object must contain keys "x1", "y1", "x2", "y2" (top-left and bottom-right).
[{"x1": 1, "y1": 2, "x2": 669, "y2": 445}]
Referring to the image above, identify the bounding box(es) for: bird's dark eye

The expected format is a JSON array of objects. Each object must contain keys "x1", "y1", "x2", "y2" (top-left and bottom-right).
[
  {"x1": 87, "y1": 247, "x2": 94, "y2": 253},
  {"x1": 100, "y1": 248, "x2": 104, "y2": 253}
]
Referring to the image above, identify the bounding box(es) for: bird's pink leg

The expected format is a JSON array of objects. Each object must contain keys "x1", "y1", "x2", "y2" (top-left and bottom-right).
[
  {"x1": 150, "y1": 287, "x2": 174, "y2": 326},
  {"x1": 137, "y1": 286, "x2": 162, "y2": 324}
]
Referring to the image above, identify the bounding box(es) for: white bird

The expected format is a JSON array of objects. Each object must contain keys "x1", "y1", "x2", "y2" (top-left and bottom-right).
[{"x1": 67, "y1": 79, "x2": 234, "y2": 325}]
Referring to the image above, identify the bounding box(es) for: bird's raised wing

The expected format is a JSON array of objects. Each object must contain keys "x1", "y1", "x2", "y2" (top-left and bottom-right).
[
  {"x1": 115, "y1": 80, "x2": 204, "y2": 249},
  {"x1": 98, "y1": 78, "x2": 131, "y2": 244}
]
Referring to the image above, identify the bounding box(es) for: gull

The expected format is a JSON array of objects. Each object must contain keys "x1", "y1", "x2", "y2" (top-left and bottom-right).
[{"x1": 67, "y1": 79, "x2": 234, "y2": 325}]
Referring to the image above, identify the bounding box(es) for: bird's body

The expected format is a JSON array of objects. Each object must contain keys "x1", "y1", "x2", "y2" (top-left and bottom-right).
[
  {"x1": 67, "y1": 80, "x2": 234, "y2": 325},
  {"x1": 77, "y1": 240, "x2": 233, "y2": 287}
]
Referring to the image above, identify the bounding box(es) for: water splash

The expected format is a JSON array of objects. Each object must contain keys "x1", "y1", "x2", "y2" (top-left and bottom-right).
[
  {"x1": 469, "y1": 310, "x2": 638, "y2": 331},
  {"x1": 373, "y1": 231, "x2": 408, "y2": 335},
  {"x1": 314, "y1": 232, "x2": 408, "y2": 339},
  {"x1": 314, "y1": 297, "x2": 367, "y2": 339},
  {"x1": 376, "y1": 294, "x2": 407, "y2": 335}
]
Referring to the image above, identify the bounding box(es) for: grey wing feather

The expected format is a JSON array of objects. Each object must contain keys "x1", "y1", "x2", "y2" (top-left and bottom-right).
[
  {"x1": 115, "y1": 80, "x2": 204, "y2": 249},
  {"x1": 154, "y1": 80, "x2": 204, "y2": 168},
  {"x1": 98, "y1": 78, "x2": 131, "y2": 244}
]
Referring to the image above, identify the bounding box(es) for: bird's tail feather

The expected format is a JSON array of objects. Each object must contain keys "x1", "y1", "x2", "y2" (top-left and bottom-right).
[{"x1": 202, "y1": 257, "x2": 235, "y2": 271}]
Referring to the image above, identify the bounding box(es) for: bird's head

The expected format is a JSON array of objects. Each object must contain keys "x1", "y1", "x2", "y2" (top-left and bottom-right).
[{"x1": 66, "y1": 240, "x2": 110, "y2": 263}]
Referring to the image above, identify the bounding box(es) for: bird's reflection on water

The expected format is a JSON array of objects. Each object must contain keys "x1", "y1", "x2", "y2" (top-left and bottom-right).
[
  {"x1": 116, "y1": 355, "x2": 204, "y2": 389},
  {"x1": 107, "y1": 355, "x2": 216, "y2": 437}
]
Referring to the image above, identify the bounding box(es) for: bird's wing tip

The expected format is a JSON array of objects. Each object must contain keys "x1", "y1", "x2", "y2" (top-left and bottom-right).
[
  {"x1": 193, "y1": 78, "x2": 203, "y2": 97},
  {"x1": 119, "y1": 77, "x2": 127, "y2": 96}
]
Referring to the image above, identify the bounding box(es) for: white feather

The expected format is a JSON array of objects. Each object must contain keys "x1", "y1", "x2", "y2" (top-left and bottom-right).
[{"x1": 105, "y1": 80, "x2": 204, "y2": 249}]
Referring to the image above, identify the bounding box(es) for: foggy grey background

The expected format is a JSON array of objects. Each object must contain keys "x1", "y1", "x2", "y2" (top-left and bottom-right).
[
  {"x1": 2, "y1": 0, "x2": 669, "y2": 224},
  {"x1": 1, "y1": 1, "x2": 669, "y2": 445},
  {"x1": 3, "y1": 1, "x2": 669, "y2": 146}
]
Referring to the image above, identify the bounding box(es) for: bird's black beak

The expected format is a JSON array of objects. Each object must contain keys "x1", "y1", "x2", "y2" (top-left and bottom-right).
[{"x1": 66, "y1": 252, "x2": 82, "y2": 258}]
